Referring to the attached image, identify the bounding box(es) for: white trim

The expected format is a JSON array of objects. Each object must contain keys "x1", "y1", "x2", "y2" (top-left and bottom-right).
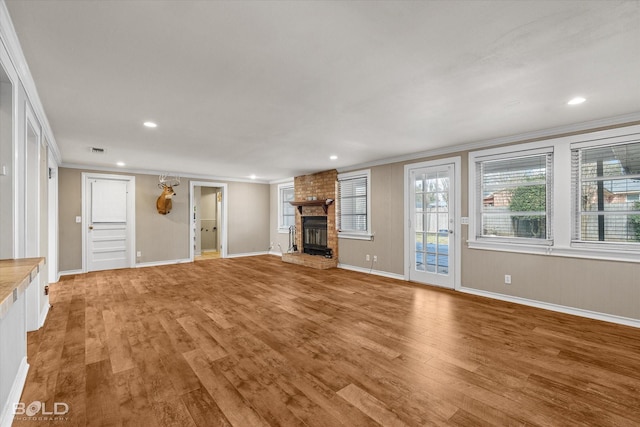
[
  {"x1": 338, "y1": 263, "x2": 406, "y2": 281},
  {"x1": 337, "y1": 169, "x2": 372, "y2": 238},
  {"x1": 81, "y1": 173, "x2": 136, "y2": 273},
  {"x1": 24, "y1": 102, "x2": 41, "y2": 259},
  {"x1": 467, "y1": 240, "x2": 640, "y2": 263},
  {"x1": 459, "y1": 287, "x2": 640, "y2": 329},
  {"x1": 38, "y1": 302, "x2": 50, "y2": 328},
  {"x1": 468, "y1": 124, "x2": 640, "y2": 260},
  {"x1": 226, "y1": 251, "x2": 270, "y2": 258},
  {"x1": 47, "y1": 149, "x2": 58, "y2": 287},
  {"x1": 277, "y1": 181, "x2": 294, "y2": 232},
  {"x1": 338, "y1": 113, "x2": 640, "y2": 174},
  {"x1": 136, "y1": 258, "x2": 191, "y2": 268},
  {"x1": 63, "y1": 163, "x2": 268, "y2": 184},
  {"x1": 338, "y1": 233, "x2": 373, "y2": 241},
  {"x1": 0, "y1": 356, "x2": 29, "y2": 427},
  {"x1": 58, "y1": 269, "x2": 82, "y2": 278},
  {"x1": 404, "y1": 157, "x2": 462, "y2": 290},
  {"x1": 189, "y1": 181, "x2": 228, "y2": 261},
  {"x1": 269, "y1": 176, "x2": 295, "y2": 185},
  {"x1": 0, "y1": 0, "x2": 61, "y2": 164},
  {"x1": 268, "y1": 250, "x2": 283, "y2": 257}
]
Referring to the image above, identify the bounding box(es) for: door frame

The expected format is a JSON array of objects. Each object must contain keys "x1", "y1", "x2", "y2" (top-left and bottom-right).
[
  {"x1": 81, "y1": 172, "x2": 136, "y2": 272},
  {"x1": 404, "y1": 156, "x2": 462, "y2": 290},
  {"x1": 189, "y1": 181, "x2": 228, "y2": 260}
]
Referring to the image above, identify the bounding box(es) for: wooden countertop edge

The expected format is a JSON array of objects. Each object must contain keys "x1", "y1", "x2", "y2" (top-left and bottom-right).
[{"x1": 0, "y1": 257, "x2": 45, "y2": 320}]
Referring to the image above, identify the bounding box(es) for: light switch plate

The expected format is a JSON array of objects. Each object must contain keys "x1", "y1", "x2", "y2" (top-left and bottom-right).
[
  {"x1": 461, "y1": 217, "x2": 469, "y2": 225},
  {"x1": 75, "y1": 216, "x2": 82, "y2": 223}
]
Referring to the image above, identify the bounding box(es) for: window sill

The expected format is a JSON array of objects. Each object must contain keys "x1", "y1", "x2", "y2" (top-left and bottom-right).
[
  {"x1": 467, "y1": 240, "x2": 640, "y2": 263},
  {"x1": 277, "y1": 228, "x2": 290, "y2": 234},
  {"x1": 338, "y1": 233, "x2": 374, "y2": 241}
]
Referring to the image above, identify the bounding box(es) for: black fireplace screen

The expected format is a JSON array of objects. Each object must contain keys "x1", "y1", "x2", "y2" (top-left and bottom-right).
[{"x1": 302, "y1": 216, "x2": 329, "y2": 256}]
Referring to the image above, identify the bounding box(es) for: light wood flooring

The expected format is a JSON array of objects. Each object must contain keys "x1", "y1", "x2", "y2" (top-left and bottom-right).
[
  {"x1": 16, "y1": 255, "x2": 640, "y2": 426},
  {"x1": 194, "y1": 251, "x2": 220, "y2": 261}
]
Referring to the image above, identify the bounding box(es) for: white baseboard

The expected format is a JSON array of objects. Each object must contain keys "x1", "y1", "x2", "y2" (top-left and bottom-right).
[
  {"x1": 338, "y1": 263, "x2": 406, "y2": 281},
  {"x1": 58, "y1": 269, "x2": 82, "y2": 279},
  {"x1": 268, "y1": 250, "x2": 283, "y2": 257},
  {"x1": 135, "y1": 258, "x2": 191, "y2": 268},
  {"x1": 459, "y1": 287, "x2": 640, "y2": 328},
  {"x1": 226, "y1": 251, "x2": 270, "y2": 258},
  {"x1": 0, "y1": 357, "x2": 29, "y2": 427},
  {"x1": 39, "y1": 303, "x2": 50, "y2": 328}
]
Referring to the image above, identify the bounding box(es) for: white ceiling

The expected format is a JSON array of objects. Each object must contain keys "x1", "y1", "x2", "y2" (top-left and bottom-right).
[{"x1": 5, "y1": 0, "x2": 640, "y2": 182}]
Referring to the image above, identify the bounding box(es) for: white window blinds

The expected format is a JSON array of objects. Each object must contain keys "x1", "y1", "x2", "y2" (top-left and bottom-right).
[
  {"x1": 571, "y1": 140, "x2": 640, "y2": 244},
  {"x1": 279, "y1": 185, "x2": 295, "y2": 230},
  {"x1": 476, "y1": 152, "x2": 553, "y2": 243},
  {"x1": 338, "y1": 174, "x2": 369, "y2": 233}
]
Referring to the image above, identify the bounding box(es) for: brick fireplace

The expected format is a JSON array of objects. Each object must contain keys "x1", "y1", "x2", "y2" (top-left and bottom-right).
[{"x1": 281, "y1": 169, "x2": 338, "y2": 269}]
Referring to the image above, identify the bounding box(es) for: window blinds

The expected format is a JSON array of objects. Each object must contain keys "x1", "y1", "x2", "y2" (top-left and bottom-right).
[
  {"x1": 477, "y1": 152, "x2": 553, "y2": 242},
  {"x1": 338, "y1": 176, "x2": 368, "y2": 232},
  {"x1": 571, "y1": 141, "x2": 640, "y2": 243}
]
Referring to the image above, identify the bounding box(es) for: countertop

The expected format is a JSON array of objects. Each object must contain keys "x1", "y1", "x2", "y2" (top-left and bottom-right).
[{"x1": 0, "y1": 257, "x2": 45, "y2": 319}]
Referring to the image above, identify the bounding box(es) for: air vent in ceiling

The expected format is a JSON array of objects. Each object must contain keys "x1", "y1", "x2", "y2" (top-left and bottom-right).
[{"x1": 90, "y1": 147, "x2": 105, "y2": 154}]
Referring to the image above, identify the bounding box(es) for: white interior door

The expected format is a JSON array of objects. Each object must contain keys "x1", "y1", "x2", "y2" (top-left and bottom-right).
[
  {"x1": 409, "y1": 163, "x2": 456, "y2": 288},
  {"x1": 84, "y1": 174, "x2": 135, "y2": 272}
]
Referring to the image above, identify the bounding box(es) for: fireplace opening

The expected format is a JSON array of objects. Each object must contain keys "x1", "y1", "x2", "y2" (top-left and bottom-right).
[{"x1": 302, "y1": 216, "x2": 331, "y2": 257}]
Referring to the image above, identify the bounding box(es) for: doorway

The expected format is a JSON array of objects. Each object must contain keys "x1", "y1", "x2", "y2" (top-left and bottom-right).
[
  {"x1": 405, "y1": 157, "x2": 461, "y2": 289},
  {"x1": 190, "y1": 181, "x2": 228, "y2": 261},
  {"x1": 82, "y1": 173, "x2": 136, "y2": 272}
]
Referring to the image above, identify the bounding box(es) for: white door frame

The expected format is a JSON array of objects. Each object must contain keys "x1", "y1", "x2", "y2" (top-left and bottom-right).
[
  {"x1": 404, "y1": 156, "x2": 462, "y2": 290},
  {"x1": 189, "y1": 181, "x2": 228, "y2": 260},
  {"x1": 81, "y1": 172, "x2": 136, "y2": 272},
  {"x1": 47, "y1": 146, "x2": 58, "y2": 282}
]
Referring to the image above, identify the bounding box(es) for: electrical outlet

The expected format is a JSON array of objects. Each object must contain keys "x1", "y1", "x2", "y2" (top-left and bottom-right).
[
  {"x1": 365, "y1": 254, "x2": 370, "y2": 262},
  {"x1": 75, "y1": 216, "x2": 81, "y2": 223},
  {"x1": 137, "y1": 251, "x2": 142, "y2": 257},
  {"x1": 504, "y1": 274, "x2": 511, "y2": 284},
  {"x1": 373, "y1": 255, "x2": 378, "y2": 262}
]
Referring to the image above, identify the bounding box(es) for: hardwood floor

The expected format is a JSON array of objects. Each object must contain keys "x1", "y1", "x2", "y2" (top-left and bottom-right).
[{"x1": 15, "y1": 255, "x2": 640, "y2": 426}]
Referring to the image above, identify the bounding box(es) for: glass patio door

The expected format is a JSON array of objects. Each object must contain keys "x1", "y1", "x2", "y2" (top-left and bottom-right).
[{"x1": 409, "y1": 164, "x2": 455, "y2": 288}]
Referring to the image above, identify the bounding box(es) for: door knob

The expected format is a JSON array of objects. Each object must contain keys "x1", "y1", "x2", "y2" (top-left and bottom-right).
[{"x1": 89, "y1": 225, "x2": 93, "y2": 230}]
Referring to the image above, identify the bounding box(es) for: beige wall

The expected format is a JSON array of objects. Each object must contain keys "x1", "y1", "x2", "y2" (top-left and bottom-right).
[
  {"x1": 134, "y1": 173, "x2": 190, "y2": 263},
  {"x1": 338, "y1": 162, "x2": 406, "y2": 274},
  {"x1": 462, "y1": 249, "x2": 640, "y2": 319},
  {"x1": 227, "y1": 181, "x2": 270, "y2": 254},
  {"x1": 58, "y1": 168, "x2": 270, "y2": 271},
  {"x1": 58, "y1": 168, "x2": 83, "y2": 271},
  {"x1": 332, "y1": 132, "x2": 639, "y2": 321}
]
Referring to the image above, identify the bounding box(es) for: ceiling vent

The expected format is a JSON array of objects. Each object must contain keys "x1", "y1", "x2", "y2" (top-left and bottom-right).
[{"x1": 90, "y1": 147, "x2": 105, "y2": 154}]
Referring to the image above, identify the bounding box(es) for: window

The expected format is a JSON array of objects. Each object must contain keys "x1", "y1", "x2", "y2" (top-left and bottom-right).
[
  {"x1": 338, "y1": 169, "x2": 372, "y2": 239},
  {"x1": 572, "y1": 140, "x2": 640, "y2": 245},
  {"x1": 468, "y1": 125, "x2": 640, "y2": 262},
  {"x1": 474, "y1": 149, "x2": 553, "y2": 244},
  {"x1": 277, "y1": 182, "x2": 295, "y2": 233}
]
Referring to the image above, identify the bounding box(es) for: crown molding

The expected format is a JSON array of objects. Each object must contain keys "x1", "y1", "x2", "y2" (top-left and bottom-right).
[
  {"x1": 60, "y1": 162, "x2": 270, "y2": 184},
  {"x1": 338, "y1": 112, "x2": 640, "y2": 173},
  {"x1": 0, "y1": 0, "x2": 62, "y2": 164},
  {"x1": 268, "y1": 176, "x2": 295, "y2": 185}
]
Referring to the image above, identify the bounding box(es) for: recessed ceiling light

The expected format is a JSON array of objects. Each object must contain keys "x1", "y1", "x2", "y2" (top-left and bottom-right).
[
  {"x1": 143, "y1": 121, "x2": 157, "y2": 128},
  {"x1": 116, "y1": 161, "x2": 125, "y2": 167},
  {"x1": 249, "y1": 174, "x2": 256, "y2": 180},
  {"x1": 567, "y1": 97, "x2": 586, "y2": 105},
  {"x1": 329, "y1": 155, "x2": 338, "y2": 160}
]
